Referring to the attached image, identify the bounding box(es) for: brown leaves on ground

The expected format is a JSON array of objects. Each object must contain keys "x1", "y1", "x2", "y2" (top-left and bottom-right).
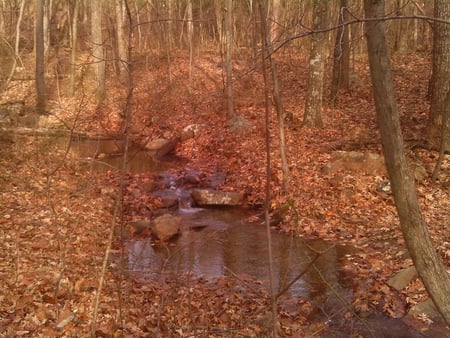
[{"x1": 1, "y1": 53, "x2": 449, "y2": 336}]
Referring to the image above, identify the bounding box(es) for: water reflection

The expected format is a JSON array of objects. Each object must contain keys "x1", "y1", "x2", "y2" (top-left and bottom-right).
[
  {"x1": 125, "y1": 208, "x2": 353, "y2": 299},
  {"x1": 69, "y1": 138, "x2": 180, "y2": 173}
]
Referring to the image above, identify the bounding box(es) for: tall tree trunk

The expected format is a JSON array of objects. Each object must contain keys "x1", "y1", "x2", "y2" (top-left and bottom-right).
[
  {"x1": 224, "y1": 0, "x2": 234, "y2": 117},
  {"x1": 187, "y1": 0, "x2": 194, "y2": 94},
  {"x1": 261, "y1": 4, "x2": 289, "y2": 193},
  {"x1": 258, "y1": 2, "x2": 278, "y2": 336},
  {"x1": 91, "y1": 0, "x2": 105, "y2": 105},
  {"x1": 43, "y1": 0, "x2": 50, "y2": 54},
  {"x1": 214, "y1": 0, "x2": 223, "y2": 46},
  {"x1": 35, "y1": 0, "x2": 47, "y2": 114},
  {"x1": 115, "y1": 0, "x2": 129, "y2": 84},
  {"x1": 427, "y1": 0, "x2": 450, "y2": 149},
  {"x1": 303, "y1": 0, "x2": 329, "y2": 128},
  {"x1": 70, "y1": 0, "x2": 79, "y2": 96},
  {"x1": 364, "y1": 0, "x2": 450, "y2": 325},
  {"x1": 134, "y1": 0, "x2": 142, "y2": 52},
  {"x1": 4, "y1": 0, "x2": 26, "y2": 91},
  {"x1": 269, "y1": 0, "x2": 280, "y2": 43},
  {"x1": 330, "y1": 0, "x2": 350, "y2": 104},
  {"x1": 393, "y1": 0, "x2": 409, "y2": 53}
]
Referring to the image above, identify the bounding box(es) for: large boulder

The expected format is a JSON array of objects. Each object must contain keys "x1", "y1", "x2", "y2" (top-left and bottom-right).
[
  {"x1": 150, "y1": 214, "x2": 181, "y2": 241},
  {"x1": 145, "y1": 138, "x2": 168, "y2": 151},
  {"x1": 191, "y1": 189, "x2": 243, "y2": 207},
  {"x1": 144, "y1": 137, "x2": 179, "y2": 159}
]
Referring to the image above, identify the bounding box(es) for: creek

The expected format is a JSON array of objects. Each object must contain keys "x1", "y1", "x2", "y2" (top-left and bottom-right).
[{"x1": 71, "y1": 137, "x2": 434, "y2": 338}]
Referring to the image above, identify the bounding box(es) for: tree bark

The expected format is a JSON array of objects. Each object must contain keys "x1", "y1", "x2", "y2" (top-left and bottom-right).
[
  {"x1": 270, "y1": 0, "x2": 281, "y2": 43},
  {"x1": 70, "y1": 0, "x2": 79, "y2": 96},
  {"x1": 330, "y1": 0, "x2": 350, "y2": 104},
  {"x1": 261, "y1": 5, "x2": 289, "y2": 192},
  {"x1": 90, "y1": 0, "x2": 105, "y2": 105},
  {"x1": 224, "y1": 0, "x2": 234, "y2": 117},
  {"x1": 187, "y1": 0, "x2": 194, "y2": 94},
  {"x1": 4, "y1": 0, "x2": 26, "y2": 91},
  {"x1": 303, "y1": 0, "x2": 329, "y2": 128},
  {"x1": 35, "y1": 0, "x2": 47, "y2": 114},
  {"x1": 427, "y1": 0, "x2": 450, "y2": 149},
  {"x1": 364, "y1": 0, "x2": 450, "y2": 325},
  {"x1": 115, "y1": 0, "x2": 129, "y2": 84}
]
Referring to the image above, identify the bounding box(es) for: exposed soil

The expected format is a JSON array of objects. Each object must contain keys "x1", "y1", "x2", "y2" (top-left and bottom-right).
[{"x1": 0, "y1": 52, "x2": 449, "y2": 337}]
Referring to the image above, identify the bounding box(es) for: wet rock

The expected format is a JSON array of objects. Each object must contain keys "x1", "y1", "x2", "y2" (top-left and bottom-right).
[
  {"x1": 160, "y1": 195, "x2": 178, "y2": 209},
  {"x1": 387, "y1": 266, "x2": 417, "y2": 291},
  {"x1": 151, "y1": 214, "x2": 181, "y2": 241},
  {"x1": 191, "y1": 189, "x2": 243, "y2": 206},
  {"x1": 154, "y1": 136, "x2": 179, "y2": 159},
  {"x1": 144, "y1": 137, "x2": 179, "y2": 158},
  {"x1": 129, "y1": 220, "x2": 151, "y2": 235},
  {"x1": 145, "y1": 138, "x2": 168, "y2": 151}
]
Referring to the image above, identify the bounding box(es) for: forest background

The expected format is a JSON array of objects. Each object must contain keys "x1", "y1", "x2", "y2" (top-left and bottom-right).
[{"x1": 0, "y1": 0, "x2": 449, "y2": 337}]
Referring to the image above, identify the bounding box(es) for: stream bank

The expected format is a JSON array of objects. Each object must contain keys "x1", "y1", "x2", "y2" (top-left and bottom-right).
[{"x1": 72, "y1": 136, "x2": 447, "y2": 337}]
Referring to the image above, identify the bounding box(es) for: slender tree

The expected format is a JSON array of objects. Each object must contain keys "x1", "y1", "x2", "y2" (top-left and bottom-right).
[
  {"x1": 187, "y1": 0, "x2": 194, "y2": 94},
  {"x1": 303, "y1": 0, "x2": 329, "y2": 128},
  {"x1": 427, "y1": 0, "x2": 450, "y2": 149},
  {"x1": 330, "y1": 0, "x2": 350, "y2": 104},
  {"x1": 35, "y1": 0, "x2": 47, "y2": 114},
  {"x1": 91, "y1": 0, "x2": 105, "y2": 105},
  {"x1": 364, "y1": 0, "x2": 450, "y2": 325},
  {"x1": 70, "y1": 0, "x2": 79, "y2": 96},
  {"x1": 115, "y1": 0, "x2": 129, "y2": 84},
  {"x1": 224, "y1": 0, "x2": 234, "y2": 117}
]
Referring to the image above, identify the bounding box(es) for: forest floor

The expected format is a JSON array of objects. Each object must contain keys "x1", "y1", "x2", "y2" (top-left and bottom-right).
[{"x1": 0, "y1": 52, "x2": 449, "y2": 337}]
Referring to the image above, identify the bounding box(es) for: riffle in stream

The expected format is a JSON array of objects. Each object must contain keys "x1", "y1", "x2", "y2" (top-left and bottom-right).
[{"x1": 72, "y1": 137, "x2": 431, "y2": 338}]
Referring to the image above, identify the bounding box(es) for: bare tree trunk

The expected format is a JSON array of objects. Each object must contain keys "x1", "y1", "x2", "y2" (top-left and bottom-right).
[
  {"x1": 214, "y1": 0, "x2": 223, "y2": 46},
  {"x1": 70, "y1": 0, "x2": 79, "y2": 96},
  {"x1": 134, "y1": 0, "x2": 142, "y2": 52},
  {"x1": 258, "y1": 2, "x2": 278, "y2": 336},
  {"x1": 269, "y1": 0, "x2": 281, "y2": 42},
  {"x1": 303, "y1": 0, "x2": 329, "y2": 128},
  {"x1": 4, "y1": 0, "x2": 26, "y2": 91},
  {"x1": 427, "y1": 0, "x2": 450, "y2": 149},
  {"x1": 431, "y1": 89, "x2": 450, "y2": 181},
  {"x1": 330, "y1": 0, "x2": 350, "y2": 104},
  {"x1": 261, "y1": 5, "x2": 289, "y2": 192},
  {"x1": 115, "y1": 0, "x2": 129, "y2": 84},
  {"x1": 224, "y1": 0, "x2": 234, "y2": 117},
  {"x1": 91, "y1": 0, "x2": 105, "y2": 105},
  {"x1": 43, "y1": 0, "x2": 51, "y2": 54},
  {"x1": 364, "y1": 0, "x2": 450, "y2": 325},
  {"x1": 393, "y1": 0, "x2": 409, "y2": 53},
  {"x1": 166, "y1": 0, "x2": 174, "y2": 84},
  {"x1": 187, "y1": 0, "x2": 194, "y2": 94},
  {"x1": 36, "y1": 0, "x2": 47, "y2": 114}
]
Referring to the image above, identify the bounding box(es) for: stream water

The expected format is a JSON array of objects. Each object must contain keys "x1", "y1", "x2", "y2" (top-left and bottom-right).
[{"x1": 71, "y1": 138, "x2": 440, "y2": 338}]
